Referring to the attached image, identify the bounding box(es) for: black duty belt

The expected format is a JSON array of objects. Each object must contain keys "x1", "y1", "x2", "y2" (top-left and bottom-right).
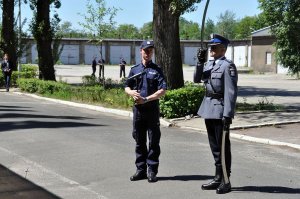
[{"x1": 206, "y1": 92, "x2": 223, "y2": 99}]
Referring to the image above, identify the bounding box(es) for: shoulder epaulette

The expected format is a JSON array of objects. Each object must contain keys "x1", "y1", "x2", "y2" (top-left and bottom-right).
[
  {"x1": 224, "y1": 58, "x2": 233, "y2": 64},
  {"x1": 131, "y1": 64, "x2": 139, "y2": 68}
]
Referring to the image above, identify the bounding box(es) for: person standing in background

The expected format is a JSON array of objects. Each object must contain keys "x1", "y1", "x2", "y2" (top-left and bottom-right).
[
  {"x1": 1, "y1": 53, "x2": 14, "y2": 92},
  {"x1": 119, "y1": 58, "x2": 126, "y2": 78},
  {"x1": 98, "y1": 58, "x2": 105, "y2": 78},
  {"x1": 91, "y1": 57, "x2": 97, "y2": 76}
]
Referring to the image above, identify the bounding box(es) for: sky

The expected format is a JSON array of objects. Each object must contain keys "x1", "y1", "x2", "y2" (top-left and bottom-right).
[{"x1": 18, "y1": 0, "x2": 262, "y2": 31}]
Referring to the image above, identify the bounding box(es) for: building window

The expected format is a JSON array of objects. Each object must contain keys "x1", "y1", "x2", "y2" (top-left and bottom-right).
[{"x1": 266, "y1": 52, "x2": 272, "y2": 65}]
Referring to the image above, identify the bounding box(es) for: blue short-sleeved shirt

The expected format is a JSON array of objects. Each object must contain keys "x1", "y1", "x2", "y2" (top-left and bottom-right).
[{"x1": 125, "y1": 61, "x2": 167, "y2": 105}]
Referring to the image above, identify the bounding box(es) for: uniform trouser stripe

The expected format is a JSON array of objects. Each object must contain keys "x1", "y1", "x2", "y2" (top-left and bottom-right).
[{"x1": 221, "y1": 126, "x2": 230, "y2": 183}]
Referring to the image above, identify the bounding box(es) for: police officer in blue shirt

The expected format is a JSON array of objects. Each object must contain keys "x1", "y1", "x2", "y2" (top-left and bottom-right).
[
  {"x1": 125, "y1": 40, "x2": 167, "y2": 183},
  {"x1": 119, "y1": 58, "x2": 126, "y2": 78},
  {"x1": 195, "y1": 34, "x2": 238, "y2": 194}
]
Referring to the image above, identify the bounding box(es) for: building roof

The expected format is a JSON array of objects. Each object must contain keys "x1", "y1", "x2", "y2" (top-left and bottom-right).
[{"x1": 251, "y1": 26, "x2": 272, "y2": 37}]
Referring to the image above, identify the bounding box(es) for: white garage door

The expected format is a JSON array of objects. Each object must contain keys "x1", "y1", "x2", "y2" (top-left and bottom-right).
[
  {"x1": 31, "y1": 44, "x2": 38, "y2": 64},
  {"x1": 233, "y1": 46, "x2": 246, "y2": 67},
  {"x1": 184, "y1": 47, "x2": 198, "y2": 66},
  {"x1": 60, "y1": 45, "x2": 79, "y2": 65},
  {"x1": 110, "y1": 46, "x2": 131, "y2": 65},
  {"x1": 277, "y1": 63, "x2": 288, "y2": 74},
  {"x1": 85, "y1": 45, "x2": 105, "y2": 65}
]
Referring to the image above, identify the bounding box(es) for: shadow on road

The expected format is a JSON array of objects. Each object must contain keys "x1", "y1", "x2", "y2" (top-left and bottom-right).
[
  {"x1": 158, "y1": 175, "x2": 212, "y2": 181},
  {"x1": 0, "y1": 105, "x2": 34, "y2": 112},
  {"x1": 238, "y1": 86, "x2": 300, "y2": 97},
  {"x1": 0, "y1": 164, "x2": 61, "y2": 199},
  {"x1": 0, "y1": 113, "x2": 94, "y2": 120},
  {"x1": 0, "y1": 105, "x2": 106, "y2": 132},
  {"x1": 0, "y1": 121, "x2": 107, "y2": 132},
  {"x1": 232, "y1": 186, "x2": 300, "y2": 194}
]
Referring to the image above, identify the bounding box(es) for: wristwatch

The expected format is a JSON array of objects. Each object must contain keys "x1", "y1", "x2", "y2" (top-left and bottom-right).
[{"x1": 143, "y1": 97, "x2": 148, "y2": 103}]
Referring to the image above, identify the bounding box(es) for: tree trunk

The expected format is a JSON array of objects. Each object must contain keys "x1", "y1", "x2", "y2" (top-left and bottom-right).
[
  {"x1": 1, "y1": 0, "x2": 18, "y2": 69},
  {"x1": 35, "y1": 0, "x2": 55, "y2": 80},
  {"x1": 153, "y1": 0, "x2": 184, "y2": 90}
]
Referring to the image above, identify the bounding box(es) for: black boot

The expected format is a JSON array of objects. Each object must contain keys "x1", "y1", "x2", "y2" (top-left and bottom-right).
[
  {"x1": 202, "y1": 166, "x2": 222, "y2": 190},
  {"x1": 216, "y1": 178, "x2": 231, "y2": 194},
  {"x1": 130, "y1": 171, "x2": 147, "y2": 181}
]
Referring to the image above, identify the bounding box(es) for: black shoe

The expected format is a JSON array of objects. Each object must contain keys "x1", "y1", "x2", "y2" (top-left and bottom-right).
[
  {"x1": 147, "y1": 172, "x2": 158, "y2": 183},
  {"x1": 6, "y1": 88, "x2": 9, "y2": 92},
  {"x1": 216, "y1": 182, "x2": 231, "y2": 194},
  {"x1": 201, "y1": 179, "x2": 221, "y2": 190},
  {"x1": 130, "y1": 171, "x2": 147, "y2": 181}
]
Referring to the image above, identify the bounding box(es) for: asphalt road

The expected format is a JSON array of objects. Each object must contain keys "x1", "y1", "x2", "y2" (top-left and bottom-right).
[{"x1": 0, "y1": 92, "x2": 299, "y2": 199}]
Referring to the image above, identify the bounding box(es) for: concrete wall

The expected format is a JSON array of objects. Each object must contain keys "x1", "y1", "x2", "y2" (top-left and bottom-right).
[
  {"x1": 251, "y1": 36, "x2": 277, "y2": 73},
  {"x1": 180, "y1": 39, "x2": 251, "y2": 67},
  {"x1": 23, "y1": 38, "x2": 258, "y2": 70}
]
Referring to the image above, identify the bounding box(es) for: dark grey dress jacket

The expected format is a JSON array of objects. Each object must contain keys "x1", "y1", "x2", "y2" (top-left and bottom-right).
[{"x1": 198, "y1": 57, "x2": 238, "y2": 119}]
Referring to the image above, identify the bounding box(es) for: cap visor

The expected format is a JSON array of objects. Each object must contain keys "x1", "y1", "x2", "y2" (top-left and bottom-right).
[{"x1": 142, "y1": 45, "x2": 154, "y2": 49}]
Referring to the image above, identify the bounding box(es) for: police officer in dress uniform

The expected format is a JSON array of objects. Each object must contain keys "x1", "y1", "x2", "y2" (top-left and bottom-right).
[
  {"x1": 196, "y1": 34, "x2": 238, "y2": 194},
  {"x1": 125, "y1": 40, "x2": 167, "y2": 183}
]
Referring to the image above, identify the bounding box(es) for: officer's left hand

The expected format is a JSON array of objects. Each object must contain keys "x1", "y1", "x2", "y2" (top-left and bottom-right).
[
  {"x1": 134, "y1": 96, "x2": 145, "y2": 105},
  {"x1": 222, "y1": 117, "x2": 232, "y2": 126}
]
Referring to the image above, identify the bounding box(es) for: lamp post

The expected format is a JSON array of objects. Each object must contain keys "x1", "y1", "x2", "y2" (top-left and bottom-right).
[{"x1": 18, "y1": 0, "x2": 22, "y2": 75}]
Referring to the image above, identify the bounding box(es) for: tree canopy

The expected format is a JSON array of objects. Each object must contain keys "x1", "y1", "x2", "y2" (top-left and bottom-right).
[{"x1": 259, "y1": 0, "x2": 300, "y2": 77}]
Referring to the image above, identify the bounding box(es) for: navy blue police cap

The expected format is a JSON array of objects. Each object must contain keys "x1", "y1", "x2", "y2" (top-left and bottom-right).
[
  {"x1": 208, "y1": 33, "x2": 230, "y2": 47},
  {"x1": 140, "y1": 40, "x2": 154, "y2": 49}
]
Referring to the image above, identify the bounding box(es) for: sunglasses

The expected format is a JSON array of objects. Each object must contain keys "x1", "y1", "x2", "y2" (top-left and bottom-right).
[{"x1": 210, "y1": 45, "x2": 226, "y2": 50}]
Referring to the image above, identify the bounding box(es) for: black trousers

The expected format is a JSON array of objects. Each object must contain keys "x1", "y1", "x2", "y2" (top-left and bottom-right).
[
  {"x1": 99, "y1": 65, "x2": 104, "y2": 78},
  {"x1": 3, "y1": 72, "x2": 11, "y2": 90},
  {"x1": 120, "y1": 65, "x2": 125, "y2": 78},
  {"x1": 205, "y1": 119, "x2": 231, "y2": 174},
  {"x1": 91, "y1": 66, "x2": 96, "y2": 76},
  {"x1": 132, "y1": 106, "x2": 161, "y2": 174}
]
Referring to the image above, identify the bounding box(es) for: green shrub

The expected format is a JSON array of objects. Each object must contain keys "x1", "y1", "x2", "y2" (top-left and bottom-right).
[
  {"x1": 16, "y1": 78, "x2": 206, "y2": 118},
  {"x1": 82, "y1": 75, "x2": 98, "y2": 86},
  {"x1": 82, "y1": 76, "x2": 125, "y2": 89},
  {"x1": 16, "y1": 78, "x2": 132, "y2": 109},
  {"x1": 17, "y1": 78, "x2": 39, "y2": 93},
  {"x1": 160, "y1": 85, "x2": 205, "y2": 118},
  {"x1": 0, "y1": 64, "x2": 38, "y2": 87}
]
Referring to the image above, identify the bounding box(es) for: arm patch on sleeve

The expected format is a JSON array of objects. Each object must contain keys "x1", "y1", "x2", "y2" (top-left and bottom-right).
[{"x1": 229, "y1": 65, "x2": 237, "y2": 77}]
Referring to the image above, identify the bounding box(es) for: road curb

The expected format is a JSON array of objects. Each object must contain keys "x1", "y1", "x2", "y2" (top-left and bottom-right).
[
  {"x1": 13, "y1": 92, "x2": 173, "y2": 127},
  {"x1": 177, "y1": 124, "x2": 300, "y2": 151}
]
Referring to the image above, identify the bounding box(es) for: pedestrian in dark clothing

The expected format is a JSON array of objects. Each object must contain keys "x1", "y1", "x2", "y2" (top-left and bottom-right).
[
  {"x1": 119, "y1": 58, "x2": 126, "y2": 78},
  {"x1": 195, "y1": 34, "x2": 238, "y2": 194},
  {"x1": 98, "y1": 58, "x2": 105, "y2": 78},
  {"x1": 91, "y1": 57, "x2": 97, "y2": 76},
  {"x1": 1, "y1": 54, "x2": 14, "y2": 92},
  {"x1": 125, "y1": 40, "x2": 167, "y2": 183}
]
